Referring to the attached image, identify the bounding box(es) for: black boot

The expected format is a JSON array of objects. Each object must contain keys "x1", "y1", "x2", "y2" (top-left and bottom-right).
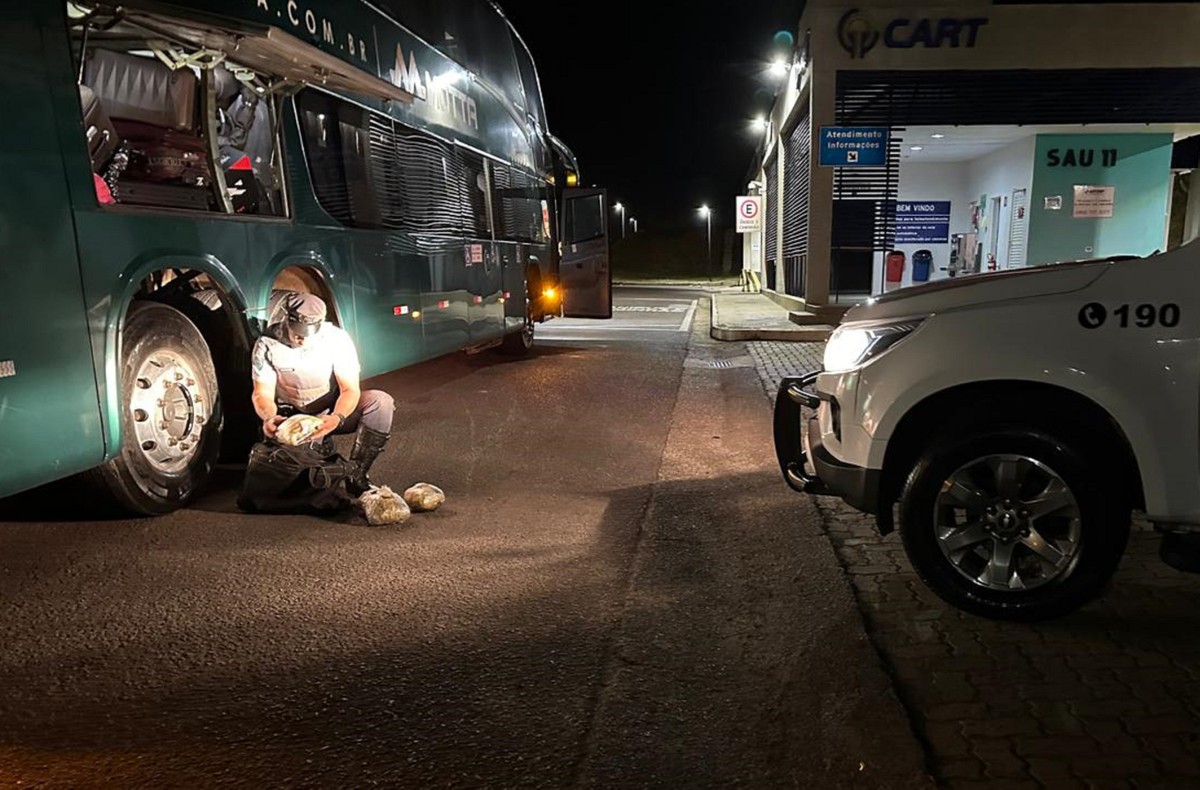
[{"x1": 347, "y1": 427, "x2": 390, "y2": 496}]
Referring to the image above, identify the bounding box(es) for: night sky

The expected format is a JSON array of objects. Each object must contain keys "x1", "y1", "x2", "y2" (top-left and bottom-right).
[{"x1": 497, "y1": 0, "x2": 806, "y2": 232}]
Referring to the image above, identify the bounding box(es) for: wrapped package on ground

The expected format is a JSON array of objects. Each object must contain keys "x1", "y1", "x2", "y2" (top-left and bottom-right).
[
  {"x1": 403, "y1": 483, "x2": 445, "y2": 512},
  {"x1": 275, "y1": 414, "x2": 324, "y2": 447},
  {"x1": 359, "y1": 485, "x2": 411, "y2": 526}
]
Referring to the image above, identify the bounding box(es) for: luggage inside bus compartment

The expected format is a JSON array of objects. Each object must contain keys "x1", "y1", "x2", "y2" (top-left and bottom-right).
[
  {"x1": 117, "y1": 120, "x2": 211, "y2": 186},
  {"x1": 78, "y1": 84, "x2": 118, "y2": 172},
  {"x1": 84, "y1": 48, "x2": 196, "y2": 132},
  {"x1": 80, "y1": 48, "x2": 213, "y2": 210}
]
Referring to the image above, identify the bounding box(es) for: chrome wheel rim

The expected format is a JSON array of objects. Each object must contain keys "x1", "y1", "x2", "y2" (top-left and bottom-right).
[
  {"x1": 129, "y1": 350, "x2": 209, "y2": 475},
  {"x1": 934, "y1": 454, "x2": 1082, "y2": 592}
]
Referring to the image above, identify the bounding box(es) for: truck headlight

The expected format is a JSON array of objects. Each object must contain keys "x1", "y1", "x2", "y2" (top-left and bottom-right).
[{"x1": 823, "y1": 319, "x2": 925, "y2": 373}]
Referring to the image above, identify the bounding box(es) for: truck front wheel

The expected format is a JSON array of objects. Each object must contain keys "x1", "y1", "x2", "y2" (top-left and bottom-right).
[
  {"x1": 898, "y1": 426, "x2": 1129, "y2": 621},
  {"x1": 89, "y1": 301, "x2": 222, "y2": 514}
]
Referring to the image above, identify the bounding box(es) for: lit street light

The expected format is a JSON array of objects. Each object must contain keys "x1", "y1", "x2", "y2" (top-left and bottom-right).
[
  {"x1": 698, "y1": 205, "x2": 711, "y2": 270},
  {"x1": 614, "y1": 202, "x2": 626, "y2": 241},
  {"x1": 768, "y1": 58, "x2": 788, "y2": 79}
]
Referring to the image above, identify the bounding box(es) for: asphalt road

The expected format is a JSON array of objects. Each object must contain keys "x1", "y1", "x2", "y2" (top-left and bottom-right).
[{"x1": 0, "y1": 287, "x2": 927, "y2": 788}]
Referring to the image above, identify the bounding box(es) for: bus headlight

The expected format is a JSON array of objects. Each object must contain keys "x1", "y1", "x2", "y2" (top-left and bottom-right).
[
  {"x1": 543, "y1": 287, "x2": 558, "y2": 302},
  {"x1": 823, "y1": 319, "x2": 925, "y2": 373}
]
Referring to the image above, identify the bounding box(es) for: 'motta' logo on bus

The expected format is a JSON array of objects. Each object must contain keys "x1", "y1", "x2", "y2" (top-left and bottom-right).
[
  {"x1": 389, "y1": 45, "x2": 480, "y2": 131},
  {"x1": 254, "y1": 0, "x2": 370, "y2": 65}
]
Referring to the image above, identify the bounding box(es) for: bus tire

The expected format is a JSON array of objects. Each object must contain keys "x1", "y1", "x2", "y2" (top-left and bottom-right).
[
  {"x1": 499, "y1": 281, "x2": 535, "y2": 356},
  {"x1": 90, "y1": 301, "x2": 222, "y2": 515}
]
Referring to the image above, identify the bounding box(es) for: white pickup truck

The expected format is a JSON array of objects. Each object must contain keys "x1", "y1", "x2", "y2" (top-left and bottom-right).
[{"x1": 773, "y1": 246, "x2": 1200, "y2": 621}]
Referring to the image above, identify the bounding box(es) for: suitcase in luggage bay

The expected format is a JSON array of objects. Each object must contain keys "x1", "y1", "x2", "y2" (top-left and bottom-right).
[
  {"x1": 116, "y1": 120, "x2": 212, "y2": 186},
  {"x1": 78, "y1": 84, "x2": 118, "y2": 171},
  {"x1": 84, "y1": 48, "x2": 198, "y2": 132},
  {"x1": 117, "y1": 181, "x2": 212, "y2": 211}
]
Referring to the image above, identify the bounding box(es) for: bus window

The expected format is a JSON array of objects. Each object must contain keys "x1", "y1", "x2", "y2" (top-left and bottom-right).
[
  {"x1": 403, "y1": 0, "x2": 523, "y2": 111},
  {"x1": 458, "y1": 149, "x2": 491, "y2": 239},
  {"x1": 566, "y1": 194, "x2": 606, "y2": 244},
  {"x1": 298, "y1": 88, "x2": 491, "y2": 240},
  {"x1": 296, "y1": 90, "x2": 389, "y2": 229},
  {"x1": 394, "y1": 129, "x2": 463, "y2": 236},
  {"x1": 491, "y1": 163, "x2": 548, "y2": 244},
  {"x1": 297, "y1": 92, "x2": 353, "y2": 226},
  {"x1": 511, "y1": 34, "x2": 546, "y2": 129}
]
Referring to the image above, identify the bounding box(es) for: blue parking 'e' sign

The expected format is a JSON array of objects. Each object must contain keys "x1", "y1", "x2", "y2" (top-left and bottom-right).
[{"x1": 818, "y1": 127, "x2": 889, "y2": 167}]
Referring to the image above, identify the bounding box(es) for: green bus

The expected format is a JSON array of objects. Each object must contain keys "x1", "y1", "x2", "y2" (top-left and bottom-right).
[{"x1": 1, "y1": 0, "x2": 612, "y2": 513}]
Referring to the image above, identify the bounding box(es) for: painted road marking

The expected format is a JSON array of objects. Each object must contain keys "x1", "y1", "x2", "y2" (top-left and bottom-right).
[
  {"x1": 538, "y1": 299, "x2": 698, "y2": 340},
  {"x1": 678, "y1": 301, "x2": 698, "y2": 331}
]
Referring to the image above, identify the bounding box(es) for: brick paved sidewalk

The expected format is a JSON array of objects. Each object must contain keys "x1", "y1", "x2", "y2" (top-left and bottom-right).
[{"x1": 750, "y1": 340, "x2": 1200, "y2": 789}]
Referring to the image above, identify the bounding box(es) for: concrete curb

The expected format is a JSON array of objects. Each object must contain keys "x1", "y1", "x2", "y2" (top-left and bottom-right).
[{"x1": 709, "y1": 297, "x2": 832, "y2": 343}]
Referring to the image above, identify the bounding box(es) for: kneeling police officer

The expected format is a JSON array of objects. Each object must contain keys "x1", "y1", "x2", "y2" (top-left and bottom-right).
[{"x1": 250, "y1": 292, "x2": 393, "y2": 495}]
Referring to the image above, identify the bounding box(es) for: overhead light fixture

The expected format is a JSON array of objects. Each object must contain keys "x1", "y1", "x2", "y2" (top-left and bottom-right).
[
  {"x1": 911, "y1": 146, "x2": 924, "y2": 151},
  {"x1": 930, "y1": 133, "x2": 945, "y2": 139}
]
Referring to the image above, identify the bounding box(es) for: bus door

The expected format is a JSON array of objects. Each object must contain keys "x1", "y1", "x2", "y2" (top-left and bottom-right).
[
  {"x1": 0, "y1": 9, "x2": 105, "y2": 498},
  {"x1": 466, "y1": 240, "x2": 505, "y2": 343},
  {"x1": 466, "y1": 154, "x2": 503, "y2": 343},
  {"x1": 560, "y1": 188, "x2": 612, "y2": 319}
]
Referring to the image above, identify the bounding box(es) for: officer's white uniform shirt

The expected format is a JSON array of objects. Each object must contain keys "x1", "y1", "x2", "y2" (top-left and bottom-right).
[{"x1": 251, "y1": 322, "x2": 360, "y2": 409}]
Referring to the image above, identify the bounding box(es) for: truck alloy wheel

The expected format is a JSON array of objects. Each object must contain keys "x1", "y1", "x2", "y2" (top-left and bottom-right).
[
  {"x1": 934, "y1": 454, "x2": 1083, "y2": 591},
  {"x1": 899, "y1": 427, "x2": 1129, "y2": 621}
]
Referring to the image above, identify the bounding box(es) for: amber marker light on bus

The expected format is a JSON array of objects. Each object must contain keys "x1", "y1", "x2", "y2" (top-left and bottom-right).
[
  {"x1": 566, "y1": 173, "x2": 578, "y2": 187},
  {"x1": 411, "y1": 311, "x2": 421, "y2": 320}
]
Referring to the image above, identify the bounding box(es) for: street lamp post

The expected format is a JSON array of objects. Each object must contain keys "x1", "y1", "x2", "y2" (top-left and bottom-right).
[
  {"x1": 614, "y1": 202, "x2": 626, "y2": 241},
  {"x1": 699, "y1": 205, "x2": 711, "y2": 270}
]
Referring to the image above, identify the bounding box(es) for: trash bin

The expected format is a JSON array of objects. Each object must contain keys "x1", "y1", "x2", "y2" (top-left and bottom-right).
[
  {"x1": 885, "y1": 250, "x2": 906, "y2": 285},
  {"x1": 912, "y1": 249, "x2": 933, "y2": 283}
]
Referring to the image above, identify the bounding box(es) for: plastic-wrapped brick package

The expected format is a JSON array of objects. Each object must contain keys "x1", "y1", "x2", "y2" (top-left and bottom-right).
[
  {"x1": 403, "y1": 483, "x2": 445, "y2": 512},
  {"x1": 275, "y1": 414, "x2": 324, "y2": 447},
  {"x1": 359, "y1": 486, "x2": 411, "y2": 526}
]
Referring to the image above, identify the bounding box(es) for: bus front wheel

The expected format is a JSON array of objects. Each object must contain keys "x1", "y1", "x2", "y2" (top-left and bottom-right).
[
  {"x1": 90, "y1": 301, "x2": 222, "y2": 515},
  {"x1": 500, "y1": 280, "x2": 536, "y2": 356}
]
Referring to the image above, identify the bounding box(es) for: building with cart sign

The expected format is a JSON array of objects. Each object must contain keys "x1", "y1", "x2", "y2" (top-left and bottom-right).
[{"x1": 745, "y1": 0, "x2": 1200, "y2": 314}]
